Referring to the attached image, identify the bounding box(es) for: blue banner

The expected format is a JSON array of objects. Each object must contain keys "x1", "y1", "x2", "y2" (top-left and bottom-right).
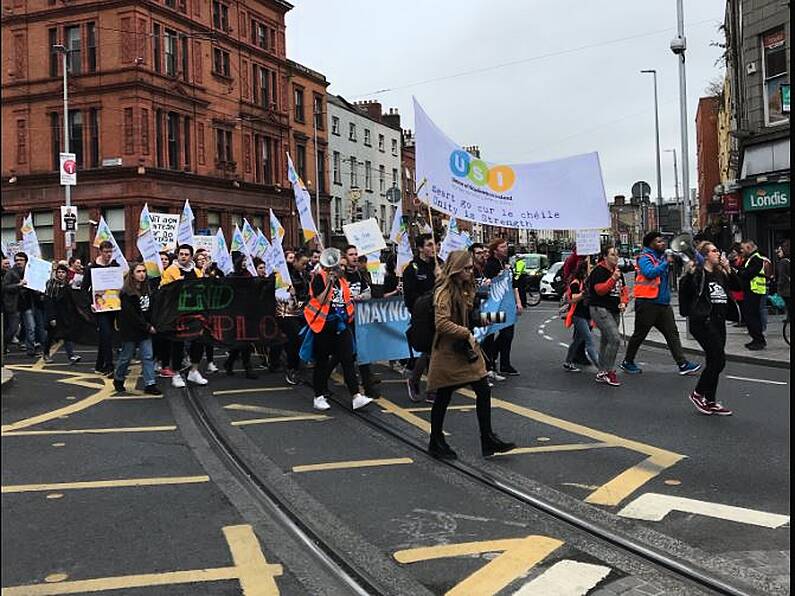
[
  {"x1": 473, "y1": 270, "x2": 516, "y2": 342},
  {"x1": 355, "y1": 297, "x2": 412, "y2": 365}
]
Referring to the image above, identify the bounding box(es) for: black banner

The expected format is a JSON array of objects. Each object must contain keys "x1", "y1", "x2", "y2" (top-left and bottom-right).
[{"x1": 151, "y1": 277, "x2": 283, "y2": 347}]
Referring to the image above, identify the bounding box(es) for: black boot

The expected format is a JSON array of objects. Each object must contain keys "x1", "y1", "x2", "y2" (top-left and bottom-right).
[
  {"x1": 428, "y1": 436, "x2": 457, "y2": 460},
  {"x1": 224, "y1": 359, "x2": 234, "y2": 376},
  {"x1": 481, "y1": 432, "x2": 515, "y2": 457}
]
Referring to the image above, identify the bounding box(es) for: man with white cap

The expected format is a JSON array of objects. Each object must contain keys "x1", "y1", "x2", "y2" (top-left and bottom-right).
[{"x1": 304, "y1": 247, "x2": 372, "y2": 411}]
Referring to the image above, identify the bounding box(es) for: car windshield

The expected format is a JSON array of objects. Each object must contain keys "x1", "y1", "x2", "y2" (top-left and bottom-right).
[{"x1": 523, "y1": 256, "x2": 541, "y2": 269}]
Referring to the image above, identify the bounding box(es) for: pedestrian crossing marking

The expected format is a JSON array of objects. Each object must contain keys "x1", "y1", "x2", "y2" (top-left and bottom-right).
[
  {"x1": 513, "y1": 560, "x2": 611, "y2": 595},
  {"x1": 292, "y1": 457, "x2": 413, "y2": 473},
  {"x1": 394, "y1": 535, "x2": 564, "y2": 595},
  {"x1": 2, "y1": 475, "x2": 210, "y2": 494},
  {"x1": 457, "y1": 388, "x2": 686, "y2": 506},
  {"x1": 1, "y1": 524, "x2": 282, "y2": 595}
]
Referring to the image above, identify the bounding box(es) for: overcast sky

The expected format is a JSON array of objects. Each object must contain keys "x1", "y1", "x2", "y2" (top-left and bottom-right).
[{"x1": 286, "y1": 0, "x2": 726, "y2": 203}]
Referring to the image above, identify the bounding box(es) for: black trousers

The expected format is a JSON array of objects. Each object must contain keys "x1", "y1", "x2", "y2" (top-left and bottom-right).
[
  {"x1": 313, "y1": 325, "x2": 359, "y2": 398},
  {"x1": 742, "y1": 292, "x2": 766, "y2": 343},
  {"x1": 689, "y1": 316, "x2": 727, "y2": 403},
  {"x1": 327, "y1": 322, "x2": 373, "y2": 393},
  {"x1": 431, "y1": 377, "x2": 493, "y2": 440},
  {"x1": 95, "y1": 312, "x2": 116, "y2": 372},
  {"x1": 225, "y1": 346, "x2": 253, "y2": 370},
  {"x1": 484, "y1": 325, "x2": 515, "y2": 370},
  {"x1": 170, "y1": 340, "x2": 204, "y2": 370},
  {"x1": 153, "y1": 335, "x2": 171, "y2": 368},
  {"x1": 270, "y1": 317, "x2": 302, "y2": 370}
]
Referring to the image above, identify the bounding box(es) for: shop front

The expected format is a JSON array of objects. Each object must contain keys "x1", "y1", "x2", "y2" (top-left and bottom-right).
[{"x1": 742, "y1": 181, "x2": 790, "y2": 255}]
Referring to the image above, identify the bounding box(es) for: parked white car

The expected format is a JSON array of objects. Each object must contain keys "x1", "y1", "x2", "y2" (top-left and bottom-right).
[{"x1": 539, "y1": 262, "x2": 564, "y2": 298}]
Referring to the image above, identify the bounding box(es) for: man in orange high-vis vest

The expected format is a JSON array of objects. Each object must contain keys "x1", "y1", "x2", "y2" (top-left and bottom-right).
[
  {"x1": 620, "y1": 231, "x2": 701, "y2": 376},
  {"x1": 306, "y1": 247, "x2": 373, "y2": 412}
]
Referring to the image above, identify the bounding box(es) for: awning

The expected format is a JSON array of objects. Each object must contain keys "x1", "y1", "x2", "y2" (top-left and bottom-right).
[{"x1": 740, "y1": 137, "x2": 790, "y2": 178}]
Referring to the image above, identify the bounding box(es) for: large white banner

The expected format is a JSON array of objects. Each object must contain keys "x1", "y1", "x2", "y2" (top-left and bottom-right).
[{"x1": 414, "y1": 99, "x2": 609, "y2": 230}]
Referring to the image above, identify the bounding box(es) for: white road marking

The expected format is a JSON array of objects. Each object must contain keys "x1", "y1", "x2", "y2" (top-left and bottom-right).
[
  {"x1": 558, "y1": 342, "x2": 569, "y2": 348},
  {"x1": 513, "y1": 560, "x2": 611, "y2": 595},
  {"x1": 617, "y1": 493, "x2": 790, "y2": 528},
  {"x1": 543, "y1": 335, "x2": 554, "y2": 341},
  {"x1": 726, "y1": 375, "x2": 788, "y2": 386},
  {"x1": 537, "y1": 329, "x2": 545, "y2": 335}
]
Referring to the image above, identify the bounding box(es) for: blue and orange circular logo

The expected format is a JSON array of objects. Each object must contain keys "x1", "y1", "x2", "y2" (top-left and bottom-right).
[{"x1": 449, "y1": 150, "x2": 515, "y2": 193}]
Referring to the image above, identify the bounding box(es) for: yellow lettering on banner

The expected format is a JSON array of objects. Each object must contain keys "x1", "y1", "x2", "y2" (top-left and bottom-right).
[
  {"x1": 1, "y1": 525, "x2": 282, "y2": 595},
  {"x1": 394, "y1": 535, "x2": 564, "y2": 595}
]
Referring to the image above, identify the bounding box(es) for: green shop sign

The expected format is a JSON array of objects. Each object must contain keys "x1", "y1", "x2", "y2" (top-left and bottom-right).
[{"x1": 743, "y1": 182, "x2": 790, "y2": 212}]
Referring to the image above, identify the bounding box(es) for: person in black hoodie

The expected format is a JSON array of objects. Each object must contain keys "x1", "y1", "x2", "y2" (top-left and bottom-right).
[
  {"x1": 680, "y1": 242, "x2": 741, "y2": 416},
  {"x1": 113, "y1": 262, "x2": 162, "y2": 395},
  {"x1": 83, "y1": 240, "x2": 121, "y2": 375},
  {"x1": 42, "y1": 264, "x2": 80, "y2": 364},
  {"x1": 223, "y1": 252, "x2": 258, "y2": 379}
]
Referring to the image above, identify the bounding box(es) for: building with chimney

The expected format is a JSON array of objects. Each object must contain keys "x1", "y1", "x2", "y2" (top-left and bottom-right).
[{"x1": 1, "y1": 0, "x2": 330, "y2": 260}]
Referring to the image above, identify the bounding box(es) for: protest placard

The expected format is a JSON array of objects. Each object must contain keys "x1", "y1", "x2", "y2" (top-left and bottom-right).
[
  {"x1": 149, "y1": 213, "x2": 180, "y2": 251},
  {"x1": 343, "y1": 218, "x2": 387, "y2": 255},
  {"x1": 23, "y1": 255, "x2": 53, "y2": 293},
  {"x1": 91, "y1": 267, "x2": 124, "y2": 312},
  {"x1": 193, "y1": 235, "x2": 217, "y2": 254},
  {"x1": 575, "y1": 229, "x2": 602, "y2": 255}
]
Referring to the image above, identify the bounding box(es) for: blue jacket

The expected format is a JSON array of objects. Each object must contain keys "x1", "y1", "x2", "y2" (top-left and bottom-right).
[{"x1": 637, "y1": 247, "x2": 670, "y2": 305}]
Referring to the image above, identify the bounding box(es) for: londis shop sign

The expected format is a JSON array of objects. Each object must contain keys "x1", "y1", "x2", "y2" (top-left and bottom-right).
[{"x1": 743, "y1": 183, "x2": 790, "y2": 212}]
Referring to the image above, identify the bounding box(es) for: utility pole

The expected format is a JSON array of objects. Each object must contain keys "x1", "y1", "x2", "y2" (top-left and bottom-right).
[
  {"x1": 641, "y1": 69, "x2": 663, "y2": 229},
  {"x1": 312, "y1": 105, "x2": 324, "y2": 248},
  {"x1": 54, "y1": 44, "x2": 73, "y2": 259},
  {"x1": 665, "y1": 149, "x2": 681, "y2": 230},
  {"x1": 671, "y1": 0, "x2": 692, "y2": 232}
]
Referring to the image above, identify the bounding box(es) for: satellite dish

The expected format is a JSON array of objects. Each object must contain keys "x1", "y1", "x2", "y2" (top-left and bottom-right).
[{"x1": 631, "y1": 181, "x2": 652, "y2": 199}]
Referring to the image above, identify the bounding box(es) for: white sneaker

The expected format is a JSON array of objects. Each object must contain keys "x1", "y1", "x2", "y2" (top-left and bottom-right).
[
  {"x1": 206, "y1": 362, "x2": 219, "y2": 373},
  {"x1": 352, "y1": 393, "x2": 373, "y2": 410},
  {"x1": 171, "y1": 374, "x2": 186, "y2": 388},
  {"x1": 313, "y1": 396, "x2": 331, "y2": 411},
  {"x1": 187, "y1": 369, "x2": 208, "y2": 385},
  {"x1": 154, "y1": 363, "x2": 162, "y2": 372},
  {"x1": 488, "y1": 371, "x2": 507, "y2": 382}
]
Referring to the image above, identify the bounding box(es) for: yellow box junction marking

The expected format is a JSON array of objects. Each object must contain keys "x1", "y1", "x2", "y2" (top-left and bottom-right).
[
  {"x1": 232, "y1": 416, "x2": 330, "y2": 427},
  {"x1": 457, "y1": 388, "x2": 686, "y2": 507},
  {"x1": 212, "y1": 386, "x2": 291, "y2": 396},
  {"x1": 292, "y1": 457, "x2": 413, "y2": 473},
  {"x1": 394, "y1": 535, "x2": 564, "y2": 596},
  {"x1": 32, "y1": 341, "x2": 62, "y2": 370},
  {"x1": 2, "y1": 475, "x2": 210, "y2": 494},
  {"x1": 496, "y1": 442, "x2": 616, "y2": 456},
  {"x1": 2, "y1": 426, "x2": 177, "y2": 437},
  {"x1": 1, "y1": 524, "x2": 282, "y2": 595},
  {"x1": 375, "y1": 397, "x2": 433, "y2": 435}
]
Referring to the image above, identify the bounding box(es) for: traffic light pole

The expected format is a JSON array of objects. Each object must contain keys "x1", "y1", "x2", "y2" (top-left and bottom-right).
[{"x1": 60, "y1": 47, "x2": 73, "y2": 259}]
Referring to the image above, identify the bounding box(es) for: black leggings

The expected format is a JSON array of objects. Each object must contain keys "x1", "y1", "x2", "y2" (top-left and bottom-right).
[
  {"x1": 689, "y1": 316, "x2": 727, "y2": 403},
  {"x1": 153, "y1": 335, "x2": 171, "y2": 368},
  {"x1": 226, "y1": 346, "x2": 253, "y2": 370},
  {"x1": 171, "y1": 341, "x2": 204, "y2": 370},
  {"x1": 270, "y1": 317, "x2": 302, "y2": 370},
  {"x1": 431, "y1": 377, "x2": 493, "y2": 440},
  {"x1": 313, "y1": 325, "x2": 359, "y2": 398}
]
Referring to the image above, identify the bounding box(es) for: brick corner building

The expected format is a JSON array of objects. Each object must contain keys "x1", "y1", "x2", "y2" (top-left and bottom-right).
[
  {"x1": 1, "y1": 0, "x2": 330, "y2": 261},
  {"x1": 695, "y1": 95, "x2": 721, "y2": 230}
]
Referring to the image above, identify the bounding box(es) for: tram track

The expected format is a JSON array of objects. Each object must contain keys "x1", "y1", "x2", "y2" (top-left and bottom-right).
[{"x1": 181, "y1": 376, "x2": 778, "y2": 596}]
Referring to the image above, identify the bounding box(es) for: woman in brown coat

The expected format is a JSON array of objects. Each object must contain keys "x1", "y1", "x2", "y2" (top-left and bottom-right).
[{"x1": 427, "y1": 250, "x2": 515, "y2": 460}]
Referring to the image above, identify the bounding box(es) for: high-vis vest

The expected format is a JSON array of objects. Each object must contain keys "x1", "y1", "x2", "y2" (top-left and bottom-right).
[
  {"x1": 633, "y1": 252, "x2": 661, "y2": 299},
  {"x1": 304, "y1": 270, "x2": 355, "y2": 332},
  {"x1": 745, "y1": 252, "x2": 768, "y2": 295},
  {"x1": 513, "y1": 259, "x2": 526, "y2": 280}
]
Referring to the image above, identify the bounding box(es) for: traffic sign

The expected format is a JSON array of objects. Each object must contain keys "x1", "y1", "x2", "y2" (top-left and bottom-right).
[
  {"x1": 60, "y1": 153, "x2": 77, "y2": 186},
  {"x1": 631, "y1": 181, "x2": 651, "y2": 199},
  {"x1": 385, "y1": 186, "x2": 402, "y2": 204}
]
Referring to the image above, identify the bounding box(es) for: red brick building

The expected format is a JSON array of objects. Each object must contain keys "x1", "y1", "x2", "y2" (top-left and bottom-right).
[
  {"x1": 695, "y1": 96, "x2": 721, "y2": 230},
  {"x1": 1, "y1": 0, "x2": 330, "y2": 261}
]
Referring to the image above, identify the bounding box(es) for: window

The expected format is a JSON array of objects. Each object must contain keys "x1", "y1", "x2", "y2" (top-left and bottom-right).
[
  {"x1": 89, "y1": 108, "x2": 99, "y2": 168},
  {"x1": 16, "y1": 120, "x2": 27, "y2": 165},
  {"x1": 313, "y1": 95, "x2": 324, "y2": 129},
  {"x1": 215, "y1": 128, "x2": 233, "y2": 164},
  {"x1": 392, "y1": 168, "x2": 398, "y2": 188},
  {"x1": 379, "y1": 165, "x2": 385, "y2": 192},
  {"x1": 255, "y1": 135, "x2": 273, "y2": 184},
  {"x1": 317, "y1": 150, "x2": 326, "y2": 193},
  {"x1": 33, "y1": 212, "x2": 54, "y2": 260},
  {"x1": 164, "y1": 29, "x2": 178, "y2": 76},
  {"x1": 75, "y1": 209, "x2": 90, "y2": 260},
  {"x1": 181, "y1": 35, "x2": 189, "y2": 81},
  {"x1": 49, "y1": 29, "x2": 58, "y2": 77},
  {"x1": 250, "y1": 214, "x2": 263, "y2": 230},
  {"x1": 69, "y1": 110, "x2": 83, "y2": 168},
  {"x1": 167, "y1": 112, "x2": 180, "y2": 170},
  {"x1": 153, "y1": 23, "x2": 161, "y2": 73},
  {"x1": 380, "y1": 205, "x2": 386, "y2": 233},
  {"x1": 86, "y1": 22, "x2": 96, "y2": 72},
  {"x1": 333, "y1": 151, "x2": 341, "y2": 184},
  {"x1": 331, "y1": 116, "x2": 340, "y2": 135},
  {"x1": 296, "y1": 144, "x2": 307, "y2": 179},
  {"x1": 50, "y1": 113, "x2": 61, "y2": 170},
  {"x1": 212, "y1": 48, "x2": 230, "y2": 76},
  {"x1": 365, "y1": 160, "x2": 372, "y2": 191},
  {"x1": 293, "y1": 86, "x2": 305, "y2": 122},
  {"x1": 349, "y1": 156, "x2": 358, "y2": 186},
  {"x1": 155, "y1": 109, "x2": 164, "y2": 167},
  {"x1": 762, "y1": 28, "x2": 789, "y2": 126},
  {"x1": 364, "y1": 129, "x2": 371, "y2": 146},
  {"x1": 65, "y1": 25, "x2": 81, "y2": 74},
  {"x1": 391, "y1": 138, "x2": 398, "y2": 156},
  {"x1": 378, "y1": 133, "x2": 384, "y2": 152},
  {"x1": 212, "y1": 1, "x2": 229, "y2": 31},
  {"x1": 252, "y1": 20, "x2": 266, "y2": 49},
  {"x1": 141, "y1": 108, "x2": 150, "y2": 155},
  {"x1": 102, "y1": 207, "x2": 126, "y2": 256},
  {"x1": 334, "y1": 197, "x2": 342, "y2": 230},
  {"x1": 349, "y1": 122, "x2": 357, "y2": 141},
  {"x1": 183, "y1": 116, "x2": 191, "y2": 170},
  {"x1": 207, "y1": 211, "x2": 221, "y2": 235},
  {"x1": 253, "y1": 65, "x2": 269, "y2": 107},
  {"x1": 2, "y1": 214, "x2": 17, "y2": 244}
]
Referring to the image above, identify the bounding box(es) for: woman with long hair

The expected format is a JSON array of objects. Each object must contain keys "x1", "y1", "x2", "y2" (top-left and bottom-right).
[
  {"x1": 113, "y1": 262, "x2": 161, "y2": 395},
  {"x1": 680, "y1": 242, "x2": 741, "y2": 415},
  {"x1": 42, "y1": 264, "x2": 80, "y2": 364},
  {"x1": 563, "y1": 259, "x2": 598, "y2": 372},
  {"x1": 427, "y1": 250, "x2": 515, "y2": 460}
]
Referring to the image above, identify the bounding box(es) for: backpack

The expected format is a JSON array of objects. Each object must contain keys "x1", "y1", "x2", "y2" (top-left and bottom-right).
[
  {"x1": 406, "y1": 290, "x2": 435, "y2": 353},
  {"x1": 761, "y1": 256, "x2": 775, "y2": 279}
]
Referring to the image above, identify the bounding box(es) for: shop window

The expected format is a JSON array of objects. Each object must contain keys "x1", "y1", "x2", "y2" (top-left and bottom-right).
[
  {"x1": 1, "y1": 214, "x2": 17, "y2": 245},
  {"x1": 33, "y1": 211, "x2": 54, "y2": 260},
  {"x1": 102, "y1": 207, "x2": 126, "y2": 255},
  {"x1": 762, "y1": 28, "x2": 789, "y2": 126}
]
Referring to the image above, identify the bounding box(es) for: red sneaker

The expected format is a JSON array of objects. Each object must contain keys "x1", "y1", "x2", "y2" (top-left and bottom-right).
[
  {"x1": 605, "y1": 370, "x2": 621, "y2": 386},
  {"x1": 688, "y1": 392, "x2": 713, "y2": 415},
  {"x1": 158, "y1": 367, "x2": 176, "y2": 378},
  {"x1": 709, "y1": 402, "x2": 733, "y2": 416}
]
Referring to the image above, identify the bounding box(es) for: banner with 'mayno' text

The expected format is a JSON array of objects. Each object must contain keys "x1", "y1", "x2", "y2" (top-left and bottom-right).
[{"x1": 414, "y1": 98, "x2": 610, "y2": 230}]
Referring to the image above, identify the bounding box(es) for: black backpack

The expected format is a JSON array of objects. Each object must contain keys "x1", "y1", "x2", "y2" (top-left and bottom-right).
[{"x1": 406, "y1": 290, "x2": 435, "y2": 353}]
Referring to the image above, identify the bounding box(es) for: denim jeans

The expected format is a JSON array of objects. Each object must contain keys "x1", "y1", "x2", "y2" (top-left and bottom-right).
[
  {"x1": 115, "y1": 338, "x2": 156, "y2": 387},
  {"x1": 3, "y1": 312, "x2": 20, "y2": 349},
  {"x1": 20, "y1": 308, "x2": 37, "y2": 352},
  {"x1": 566, "y1": 316, "x2": 599, "y2": 366},
  {"x1": 590, "y1": 306, "x2": 621, "y2": 372}
]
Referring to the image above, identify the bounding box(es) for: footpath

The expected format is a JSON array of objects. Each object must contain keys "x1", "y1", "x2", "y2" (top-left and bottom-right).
[{"x1": 621, "y1": 297, "x2": 790, "y2": 369}]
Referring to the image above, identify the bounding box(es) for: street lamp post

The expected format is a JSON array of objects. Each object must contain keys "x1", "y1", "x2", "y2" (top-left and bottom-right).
[
  {"x1": 664, "y1": 149, "x2": 682, "y2": 231},
  {"x1": 640, "y1": 69, "x2": 663, "y2": 229},
  {"x1": 312, "y1": 106, "x2": 325, "y2": 248},
  {"x1": 671, "y1": 0, "x2": 692, "y2": 232},
  {"x1": 53, "y1": 43, "x2": 72, "y2": 259}
]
